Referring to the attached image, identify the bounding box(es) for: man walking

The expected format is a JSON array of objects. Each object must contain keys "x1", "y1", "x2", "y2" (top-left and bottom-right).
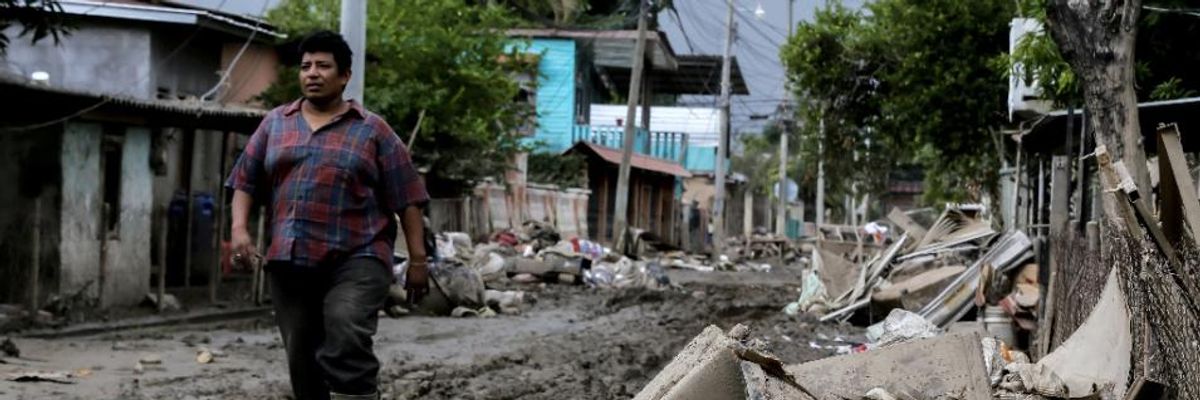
[{"x1": 226, "y1": 31, "x2": 429, "y2": 400}]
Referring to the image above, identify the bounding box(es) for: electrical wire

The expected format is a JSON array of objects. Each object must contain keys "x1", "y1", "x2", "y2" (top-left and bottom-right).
[
  {"x1": 668, "y1": 6, "x2": 697, "y2": 54},
  {"x1": 201, "y1": 0, "x2": 272, "y2": 102},
  {"x1": 1, "y1": 0, "x2": 232, "y2": 133}
]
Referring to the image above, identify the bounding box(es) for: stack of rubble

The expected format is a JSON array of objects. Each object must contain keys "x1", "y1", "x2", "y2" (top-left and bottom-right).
[
  {"x1": 388, "y1": 220, "x2": 683, "y2": 317},
  {"x1": 785, "y1": 205, "x2": 1036, "y2": 336},
  {"x1": 643, "y1": 273, "x2": 1133, "y2": 399}
]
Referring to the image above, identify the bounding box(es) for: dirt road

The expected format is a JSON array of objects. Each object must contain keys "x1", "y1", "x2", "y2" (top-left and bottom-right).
[{"x1": 0, "y1": 268, "x2": 862, "y2": 400}]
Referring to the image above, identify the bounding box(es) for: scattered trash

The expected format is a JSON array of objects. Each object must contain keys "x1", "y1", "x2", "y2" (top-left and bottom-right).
[
  {"x1": 865, "y1": 309, "x2": 941, "y2": 348},
  {"x1": 196, "y1": 348, "x2": 214, "y2": 364},
  {"x1": 6, "y1": 371, "x2": 75, "y2": 384},
  {"x1": 863, "y1": 387, "x2": 899, "y2": 400},
  {"x1": 142, "y1": 293, "x2": 181, "y2": 311},
  {"x1": 2, "y1": 337, "x2": 19, "y2": 358}
]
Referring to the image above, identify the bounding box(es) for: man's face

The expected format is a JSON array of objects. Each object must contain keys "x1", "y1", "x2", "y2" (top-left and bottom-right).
[{"x1": 299, "y1": 52, "x2": 349, "y2": 101}]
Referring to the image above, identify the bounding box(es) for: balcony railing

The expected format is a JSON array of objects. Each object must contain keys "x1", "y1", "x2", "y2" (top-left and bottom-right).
[{"x1": 571, "y1": 125, "x2": 688, "y2": 162}]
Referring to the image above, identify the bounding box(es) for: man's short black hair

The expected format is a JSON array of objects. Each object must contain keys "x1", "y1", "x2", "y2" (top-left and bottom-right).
[{"x1": 298, "y1": 30, "x2": 352, "y2": 74}]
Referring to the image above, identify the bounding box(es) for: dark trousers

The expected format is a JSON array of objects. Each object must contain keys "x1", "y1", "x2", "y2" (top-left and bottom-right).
[{"x1": 268, "y1": 257, "x2": 391, "y2": 400}]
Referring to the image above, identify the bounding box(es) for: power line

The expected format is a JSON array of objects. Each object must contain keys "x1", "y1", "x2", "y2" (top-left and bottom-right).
[
  {"x1": 201, "y1": 0, "x2": 272, "y2": 101},
  {"x1": 733, "y1": 6, "x2": 786, "y2": 47},
  {"x1": 668, "y1": 7, "x2": 696, "y2": 54},
  {"x1": 1, "y1": 0, "x2": 232, "y2": 133}
]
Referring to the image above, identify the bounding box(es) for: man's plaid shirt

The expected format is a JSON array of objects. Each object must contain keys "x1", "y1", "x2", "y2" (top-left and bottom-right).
[{"x1": 225, "y1": 99, "x2": 429, "y2": 267}]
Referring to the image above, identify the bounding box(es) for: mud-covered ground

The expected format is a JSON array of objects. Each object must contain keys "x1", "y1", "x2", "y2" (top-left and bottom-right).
[{"x1": 0, "y1": 268, "x2": 864, "y2": 400}]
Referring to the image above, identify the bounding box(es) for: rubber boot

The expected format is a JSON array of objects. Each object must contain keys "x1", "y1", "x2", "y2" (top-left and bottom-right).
[{"x1": 329, "y1": 392, "x2": 379, "y2": 400}]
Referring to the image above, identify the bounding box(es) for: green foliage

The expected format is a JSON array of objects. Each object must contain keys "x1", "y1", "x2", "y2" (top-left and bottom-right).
[
  {"x1": 527, "y1": 151, "x2": 587, "y2": 188},
  {"x1": 262, "y1": 0, "x2": 530, "y2": 196},
  {"x1": 782, "y1": 0, "x2": 1012, "y2": 206},
  {"x1": 0, "y1": 0, "x2": 71, "y2": 55},
  {"x1": 1150, "y1": 77, "x2": 1198, "y2": 101},
  {"x1": 731, "y1": 124, "x2": 781, "y2": 198}
]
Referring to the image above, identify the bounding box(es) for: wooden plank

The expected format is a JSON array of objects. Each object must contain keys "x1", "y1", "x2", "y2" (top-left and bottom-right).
[
  {"x1": 886, "y1": 207, "x2": 927, "y2": 244},
  {"x1": 1050, "y1": 156, "x2": 1071, "y2": 236},
  {"x1": 1158, "y1": 132, "x2": 1183, "y2": 245},
  {"x1": 1115, "y1": 162, "x2": 1181, "y2": 267},
  {"x1": 1157, "y1": 123, "x2": 1200, "y2": 249}
]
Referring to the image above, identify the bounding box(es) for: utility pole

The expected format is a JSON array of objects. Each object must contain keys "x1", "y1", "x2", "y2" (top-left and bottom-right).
[
  {"x1": 712, "y1": 0, "x2": 735, "y2": 260},
  {"x1": 815, "y1": 114, "x2": 826, "y2": 226},
  {"x1": 340, "y1": 0, "x2": 366, "y2": 103},
  {"x1": 776, "y1": 0, "x2": 795, "y2": 237},
  {"x1": 611, "y1": 0, "x2": 649, "y2": 248}
]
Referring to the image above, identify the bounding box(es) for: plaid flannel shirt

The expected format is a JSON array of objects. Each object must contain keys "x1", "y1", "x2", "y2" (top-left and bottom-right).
[{"x1": 225, "y1": 99, "x2": 429, "y2": 267}]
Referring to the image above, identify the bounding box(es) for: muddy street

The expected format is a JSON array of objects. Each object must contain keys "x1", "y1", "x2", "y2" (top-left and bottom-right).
[{"x1": 0, "y1": 269, "x2": 863, "y2": 400}]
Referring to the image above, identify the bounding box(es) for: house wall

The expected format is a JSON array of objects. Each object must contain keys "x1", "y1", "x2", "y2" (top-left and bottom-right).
[
  {"x1": 151, "y1": 28, "x2": 223, "y2": 99},
  {"x1": 60, "y1": 122, "x2": 104, "y2": 301},
  {"x1": 682, "y1": 176, "x2": 716, "y2": 209},
  {"x1": 217, "y1": 42, "x2": 279, "y2": 105},
  {"x1": 101, "y1": 127, "x2": 153, "y2": 307},
  {"x1": 3, "y1": 21, "x2": 238, "y2": 101},
  {"x1": 0, "y1": 127, "x2": 63, "y2": 306},
  {"x1": 2, "y1": 23, "x2": 154, "y2": 98},
  {"x1": 512, "y1": 38, "x2": 577, "y2": 153},
  {"x1": 685, "y1": 145, "x2": 719, "y2": 172}
]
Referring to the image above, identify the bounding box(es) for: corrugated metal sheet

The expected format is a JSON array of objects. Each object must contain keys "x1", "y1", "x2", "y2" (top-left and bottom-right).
[{"x1": 569, "y1": 141, "x2": 692, "y2": 178}]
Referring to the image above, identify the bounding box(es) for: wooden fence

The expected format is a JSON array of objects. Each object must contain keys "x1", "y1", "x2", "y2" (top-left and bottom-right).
[{"x1": 427, "y1": 182, "x2": 590, "y2": 240}]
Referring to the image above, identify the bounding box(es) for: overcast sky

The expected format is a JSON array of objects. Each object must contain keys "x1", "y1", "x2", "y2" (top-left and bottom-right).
[
  {"x1": 187, "y1": 0, "x2": 863, "y2": 134},
  {"x1": 659, "y1": 0, "x2": 864, "y2": 133}
]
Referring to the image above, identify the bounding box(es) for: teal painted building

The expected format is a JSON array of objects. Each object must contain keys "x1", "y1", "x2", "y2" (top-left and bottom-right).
[{"x1": 508, "y1": 38, "x2": 578, "y2": 153}]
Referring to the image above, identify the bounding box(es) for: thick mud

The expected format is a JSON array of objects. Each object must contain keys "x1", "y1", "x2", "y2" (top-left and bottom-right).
[{"x1": 0, "y1": 269, "x2": 863, "y2": 400}]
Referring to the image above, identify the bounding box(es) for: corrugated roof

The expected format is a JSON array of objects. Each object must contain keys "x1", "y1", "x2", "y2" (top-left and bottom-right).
[
  {"x1": 0, "y1": 74, "x2": 267, "y2": 132},
  {"x1": 506, "y1": 28, "x2": 678, "y2": 71},
  {"x1": 567, "y1": 141, "x2": 692, "y2": 177},
  {"x1": 58, "y1": 0, "x2": 285, "y2": 40}
]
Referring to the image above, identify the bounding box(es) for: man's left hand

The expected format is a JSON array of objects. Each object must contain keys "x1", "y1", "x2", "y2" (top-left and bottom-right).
[{"x1": 406, "y1": 258, "x2": 430, "y2": 305}]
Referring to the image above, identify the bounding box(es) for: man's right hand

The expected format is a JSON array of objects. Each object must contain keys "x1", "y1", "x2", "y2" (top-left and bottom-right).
[{"x1": 231, "y1": 227, "x2": 259, "y2": 267}]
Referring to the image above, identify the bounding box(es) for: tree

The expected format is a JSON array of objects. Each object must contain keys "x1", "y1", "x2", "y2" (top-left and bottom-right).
[
  {"x1": 262, "y1": 0, "x2": 531, "y2": 196},
  {"x1": 0, "y1": 0, "x2": 70, "y2": 56},
  {"x1": 782, "y1": 0, "x2": 1013, "y2": 206},
  {"x1": 1011, "y1": 0, "x2": 1200, "y2": 214},
  {"x1": 1012, "y1": 0, "x2": 1200, "y2": 105}
]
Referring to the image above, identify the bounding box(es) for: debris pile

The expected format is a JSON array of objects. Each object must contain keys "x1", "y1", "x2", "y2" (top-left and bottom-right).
[{"x1": 785, "y1": 205, "x2": 1037, "y2": 342}]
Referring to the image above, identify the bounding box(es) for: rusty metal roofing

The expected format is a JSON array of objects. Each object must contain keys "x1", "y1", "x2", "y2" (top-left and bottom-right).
[
  {"x1": 567, "y1": 141, "x2": 692, "y2": 178},
  {"x1": 0, "y1": 74, "x2": 267, "y2": 132}
]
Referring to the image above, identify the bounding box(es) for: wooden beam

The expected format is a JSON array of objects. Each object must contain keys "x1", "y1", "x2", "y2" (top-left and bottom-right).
[
  {"x1": 886, "y1": 207, "x2": 927, "y2": 244},
  {"x1": 1039, "y1": 156, "x2": 1071, "y2": 358},
  {"x1": 1050, "y1": 156, "x2": 1071, "y2": 236},
  {"x1": 1157, "y1": 123, "x2": 1200, "y2": 249},
  {"x1": 1114, "y1": 161, "x2": 1181, "y2": 267}
]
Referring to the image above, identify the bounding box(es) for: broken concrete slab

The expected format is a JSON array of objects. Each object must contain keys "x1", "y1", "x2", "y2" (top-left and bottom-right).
[
  {"x1": 635, "y1": 324, "x2": 821, "y2": 400},
  {"x1": 785, "y1": 331, "x2": 991, "y2": 400},
  {"x1": 634, "y1": 325, "x2": 745, "y2": 400}
]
